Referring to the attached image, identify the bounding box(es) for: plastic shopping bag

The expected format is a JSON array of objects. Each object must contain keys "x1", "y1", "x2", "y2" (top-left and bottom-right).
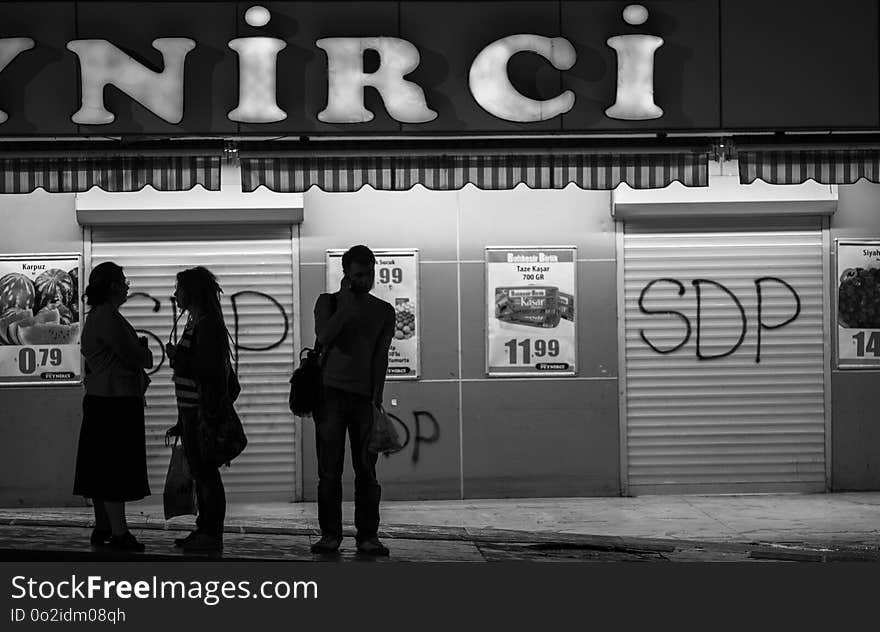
[
  {"x1": 367, "y1": 405, "x2": 404, "y2": 456},
  {"x1": 163, "y1": 439, "x2": 197, "y2": 520}
]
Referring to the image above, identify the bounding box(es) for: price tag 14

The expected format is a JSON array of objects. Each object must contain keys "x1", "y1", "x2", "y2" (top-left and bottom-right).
[{"x1": 851, "y1": 330, "x2": 880, "y2": 357}]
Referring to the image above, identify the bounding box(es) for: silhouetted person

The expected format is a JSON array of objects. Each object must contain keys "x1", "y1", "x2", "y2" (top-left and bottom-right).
[
  {"x1": 311, "y1": 245, "x2": 395, "y2": 555},
  {"x1": 166, "y1": 266, "x2": 235, "y2": 552},
  {"x1": 73, "y1": 262, "x2": 153, "y2": 552}
]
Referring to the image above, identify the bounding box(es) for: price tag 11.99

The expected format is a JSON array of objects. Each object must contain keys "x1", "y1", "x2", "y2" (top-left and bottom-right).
[{"x1": 503, "y1": 337, "x2": 564, "y2": 368}]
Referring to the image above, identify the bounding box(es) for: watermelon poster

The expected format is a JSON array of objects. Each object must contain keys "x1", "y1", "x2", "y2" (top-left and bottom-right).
[{"x1": 0, "y1": 253, "x2": 82, "y2": 385}]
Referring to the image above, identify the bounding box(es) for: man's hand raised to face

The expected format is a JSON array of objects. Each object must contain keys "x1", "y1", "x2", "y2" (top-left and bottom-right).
[{"x1": 337, "y1": 276, "x2": 360, "y2": 311}]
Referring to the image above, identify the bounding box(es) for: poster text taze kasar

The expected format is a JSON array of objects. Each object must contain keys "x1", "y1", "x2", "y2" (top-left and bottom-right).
[{"x1": 0, "y1": 4, "x2": 663, "y2": 127}]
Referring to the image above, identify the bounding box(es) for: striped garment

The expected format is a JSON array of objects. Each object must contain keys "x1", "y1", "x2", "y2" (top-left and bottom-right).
[{"x1": 173, "y1": 319, "x2": 199, "y2": 409}]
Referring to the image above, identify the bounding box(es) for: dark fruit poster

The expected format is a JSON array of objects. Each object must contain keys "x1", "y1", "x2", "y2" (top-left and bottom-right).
[
  {"x1": 0, "y1": 253, "x2": 82, "y2": 385},
  {"x1": 485, "y1": 246, "x2": 576, "y2": 376},
  {"x1": 325, "y1": 249, "x2": 420, "y2": 380},
  {"x1": 836, "y1": 240, "x2": 880, "y2": 368}
]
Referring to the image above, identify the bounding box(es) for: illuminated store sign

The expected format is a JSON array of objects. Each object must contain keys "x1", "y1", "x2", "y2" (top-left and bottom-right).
[
  {"x1": 67, "y1": 38, "x2": 195, "y2": 125},
  {"x1": 317, "y1": 36, "x2": 437, "y2": 124},
  {"x1": 0, "y1": 3, "x2": 664, "y2": 127},
  {"x1": 605, "y1": 4, "x2": 663, "y2": 121},
  {"x1": 0, "y1": 37, "x2": 34, "y2": 124},
  {"x1": 227, "y1": 5, "x2": 287, "y2": 123},
  {"x1": 469, "y1": 34, "x2": 576, "y2": 123}
]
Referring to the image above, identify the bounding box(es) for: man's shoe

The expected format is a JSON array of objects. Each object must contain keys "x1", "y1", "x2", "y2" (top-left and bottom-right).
[
  {"x1": 90, "y1": 528, "x2": 111, "y2": 546},
  {"x1": 310, "y1": 535, "x2": 341, "y2": 554},
  {"x1": 356, "y1": 537, "x2": 390, "y2": 556},
  {"x1": 107, "y1": 531, "x2": 145, "y2": 552},
  {"x1": 182, "y1": 533, "x2": 223, "y2": 552},
  {"x1": 174, "y1": 530, "x2": 199, "y2": 547}
]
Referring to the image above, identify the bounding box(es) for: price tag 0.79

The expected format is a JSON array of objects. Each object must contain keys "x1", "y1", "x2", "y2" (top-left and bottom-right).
[{"x1": 18, "y1": 347, "x2": 64, "y2": 375}]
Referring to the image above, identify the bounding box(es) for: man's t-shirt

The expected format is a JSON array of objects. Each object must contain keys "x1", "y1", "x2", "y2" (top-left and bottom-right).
[{"x1": 315, "y1": 291, "x2": 395, "y2": 398}]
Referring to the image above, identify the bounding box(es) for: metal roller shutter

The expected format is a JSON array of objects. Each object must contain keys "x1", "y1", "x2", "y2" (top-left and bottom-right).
[
  {"x1": 622, "y1": 217, "x2": 827, "y2": 494},
  {"x1": 88, "y1": 224, "x2": 298, "y2": 501}
]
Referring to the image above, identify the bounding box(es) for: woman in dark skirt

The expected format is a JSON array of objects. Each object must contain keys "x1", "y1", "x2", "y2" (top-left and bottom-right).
[{"x1": 73, "y1": 261, "x2": 153, "y2": 552}]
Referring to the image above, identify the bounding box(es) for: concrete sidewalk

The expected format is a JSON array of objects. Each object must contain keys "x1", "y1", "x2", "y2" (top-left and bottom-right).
[{"x1": 0, "y1": 492, "x2": 878, "y2": 557}]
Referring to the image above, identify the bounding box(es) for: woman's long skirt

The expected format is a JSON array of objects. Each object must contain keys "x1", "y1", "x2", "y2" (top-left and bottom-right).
[{"x1": 72, "y1": 394, "x2": 150, "y2": 502}]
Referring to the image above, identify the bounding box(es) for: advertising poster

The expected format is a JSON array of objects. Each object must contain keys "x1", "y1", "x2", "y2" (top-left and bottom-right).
[
  {"x1": 0, "y1": 253, "x2": 82, "y2": 385},
  {"x1": 836, "y1": 239, "x2": 880, "y2": 368},
  {"x1": 486, "y1": 246, "x2": 577, "y2": 376},
  {"x1": 326, "y1": 249, "x2": 420, "y2": 379}
]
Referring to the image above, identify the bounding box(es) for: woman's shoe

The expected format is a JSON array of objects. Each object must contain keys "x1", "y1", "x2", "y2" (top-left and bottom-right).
[
  {"x1": 90, "y1": 528, "x2": 112, "y2": 546},
  {"x1": 107, "y1": 531, "x2": 145, "y2": 552},
  {"x1": 174, "y1": 530, "x2": 200, "y2": 547}
]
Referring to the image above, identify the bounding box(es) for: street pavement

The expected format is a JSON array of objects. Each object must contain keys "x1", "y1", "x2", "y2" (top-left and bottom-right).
[{"x1": 1, "y1": 492, "x2": 879, "y2": 562}]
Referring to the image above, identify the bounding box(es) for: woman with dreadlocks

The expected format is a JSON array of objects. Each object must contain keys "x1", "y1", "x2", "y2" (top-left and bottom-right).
[{"x1": 165, "y1": 266, "x2": 239, "y2": 552}]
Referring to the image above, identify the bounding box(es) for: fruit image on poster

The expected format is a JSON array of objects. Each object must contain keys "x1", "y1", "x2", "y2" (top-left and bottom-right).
[
  {"x1": 0, "y1": 253, "x2": 82, "y2": 384},
  {"x1": 486, "y1": 247, "x2": 577, "y2": 376},
  {"x1": 325, "y1": 249, "x2": 420, "y2": 379},
  {"x1": 836, "y1": 240, "x2": 880, "y2": 367}
]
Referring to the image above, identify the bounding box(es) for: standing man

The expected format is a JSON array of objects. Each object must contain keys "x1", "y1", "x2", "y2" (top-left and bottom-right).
[{"x1": 311, "y1": 245, "x2": 395, "y2": 555}]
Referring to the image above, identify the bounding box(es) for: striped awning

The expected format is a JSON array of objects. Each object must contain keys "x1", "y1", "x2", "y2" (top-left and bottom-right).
[
  {"x1": 0, "y1": 155, "x2": 221, "y2": 193},
  {"x1": 241, "y1": 153, "x2": 708, "y2": 192},
  {"x1": 739, "y1": 150, "x2": 880, "y2": 185}
]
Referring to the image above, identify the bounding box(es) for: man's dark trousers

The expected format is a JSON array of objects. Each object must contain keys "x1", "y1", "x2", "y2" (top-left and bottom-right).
[{"x1": 315, "y1": 385, "x2": 381, "y2": 542}]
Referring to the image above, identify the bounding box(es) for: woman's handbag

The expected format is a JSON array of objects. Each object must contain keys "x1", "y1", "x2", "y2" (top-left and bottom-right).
[
  {"x1": 163, "y1": 436, "x2": 197, "y2": 520},
  {"x1": 367, "y1": 404, "x2": 404, "y2": 456},
  {"x1": 198, "y1": 395, "x2": 247, "y2": 467},
  {"x1": 198, "y1": 359, "x2": 247, "y2": 467}
]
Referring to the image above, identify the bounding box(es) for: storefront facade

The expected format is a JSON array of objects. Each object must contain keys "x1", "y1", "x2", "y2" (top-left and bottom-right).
[
  {"x1": 614, "y1": 174, "x2": 836, "y2": 494},
  {"x1": 1, "y1": 1, "x2": 880, "y2": 505}
]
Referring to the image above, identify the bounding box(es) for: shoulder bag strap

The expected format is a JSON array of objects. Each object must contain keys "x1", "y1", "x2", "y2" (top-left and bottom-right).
[
  {"x1": 226, "y1": 329, "x2": 238, "y2": 376},
  {"x1": 315, "y1": 293, "x2": 338, "y2": 363}
]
